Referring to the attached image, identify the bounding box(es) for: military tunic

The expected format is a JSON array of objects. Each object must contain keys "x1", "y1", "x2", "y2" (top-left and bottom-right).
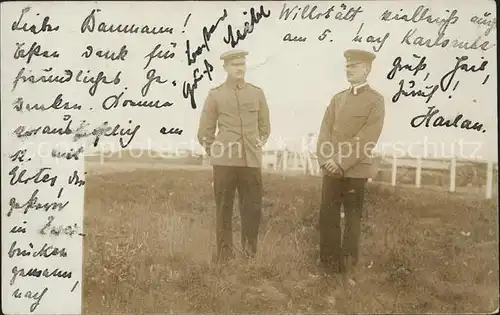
[
  {"x1": 197, "y1": 80, "x2": 271, "y2": 168},
  {"x1": 316, "y1": 85, "x2": 385, "y2": 178},
  {"x1": 197, "y1": 79, "x2": 271, "y2": 261},
  {"x1": 316, "y1": 83, "x2": 385, "y2": 274}
]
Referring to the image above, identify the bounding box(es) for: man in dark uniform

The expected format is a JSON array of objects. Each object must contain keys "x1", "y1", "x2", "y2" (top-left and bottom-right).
[
  {"x1": 316, "y1": 49, "x2": 385, "y2": 277},
  {"x1": 197, "y1": 49, "x2": 271, "y2": 262}
]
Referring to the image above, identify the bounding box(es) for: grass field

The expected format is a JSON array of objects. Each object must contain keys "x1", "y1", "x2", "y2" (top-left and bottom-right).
[{"x1": 83, "y1": 164, "x2": 498, "y2": 314}]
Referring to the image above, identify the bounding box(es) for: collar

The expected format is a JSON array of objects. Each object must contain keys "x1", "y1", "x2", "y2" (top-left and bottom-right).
[
  {"x1": 225, "y1": 78, "x2": 246, "y2": 90},
  {"x1": 350, "y1": 82, "x2": 369, "y2": 95}
]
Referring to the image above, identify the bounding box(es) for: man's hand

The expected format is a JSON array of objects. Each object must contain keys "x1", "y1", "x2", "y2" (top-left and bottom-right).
[
  {"x1": 204, "y1": 145, "x2": 211, "y2": 157},
  {"x1": 323, "y1": 159, "x2": 343, "y2": 176},
  {"x1": 324, "y1": 159, "x2": 338, "y2": 173},
  {"x1": 256, "y1": 137, "x2": 265, "y2": 148}
]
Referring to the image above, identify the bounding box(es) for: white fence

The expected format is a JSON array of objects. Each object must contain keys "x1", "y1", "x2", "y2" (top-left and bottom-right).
[{"x1": 261, "y1": 150, "x2": 498, "y2": 200}]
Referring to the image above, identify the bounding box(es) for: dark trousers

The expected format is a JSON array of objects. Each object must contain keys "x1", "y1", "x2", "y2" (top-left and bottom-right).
[
  {"x1": 319, "y1": 176, "x2": 367, "y2": 273},
  {"x1": 213, "y1": 165, "x2": 262, "y2": 261}
]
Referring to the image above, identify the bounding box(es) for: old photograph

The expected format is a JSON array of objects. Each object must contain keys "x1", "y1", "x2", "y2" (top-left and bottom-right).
[{"x1": 1, "y1": 1, "x2": 498, "y2": 314}]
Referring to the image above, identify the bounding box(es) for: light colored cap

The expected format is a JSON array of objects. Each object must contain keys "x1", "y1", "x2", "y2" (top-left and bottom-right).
[{"x1": 220, "y1": 49, "x2": 248, "y2": 61}]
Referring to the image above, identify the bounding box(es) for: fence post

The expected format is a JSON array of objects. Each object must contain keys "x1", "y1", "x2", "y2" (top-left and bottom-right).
[
  {"x1": 305, "y1": 152, "x2": 313, "y2": 175},
  {"x1": 450, "y1": 156, "x2": 456, "y2": 193},
  {"x1": 486, "y1": 160, "x2": 493, "y2": 199},
  {"x1": 292, "y1": 152, "x2": 299, "y2": 170},
  {"x1": 283, "y1": 150, "x2": 288, "y2": 171},
  {"x1": 416, "y1": 156, "x2": 422, "y2": 188},
  {"x1": 309, "y1": 153, "x2": 318, "y2": 176},
  {"x1": 301, "y1": 153, "x2": 308, "y2": 175},
  {"x1": 391, "y1": 155, "x2": 397, "y2": 186}
]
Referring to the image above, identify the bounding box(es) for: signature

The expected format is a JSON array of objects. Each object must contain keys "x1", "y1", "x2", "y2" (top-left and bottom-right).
[
  {"x1": 223, "y1": 5, "x2": 271, "y2": 48},
  {"x1": 182, "y1": 59, "x2": 214, "y2": 109},
  {"x1": 185, "y1": 10, "x2": 228, "y2": 66},
  {"x1": 389, "y1": 55, "x2": 488, "y2": 103}
]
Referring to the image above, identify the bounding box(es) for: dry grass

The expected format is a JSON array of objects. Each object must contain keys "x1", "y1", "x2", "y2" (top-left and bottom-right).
[{"x1": 83, "y1": 166, "x2": 498, "y2": 314}]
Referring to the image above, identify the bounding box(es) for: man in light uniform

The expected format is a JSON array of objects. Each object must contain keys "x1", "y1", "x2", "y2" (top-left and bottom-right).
[
  {"x1": 198, "y1": 49, "x2": 271, "y2": 261},
  {"x1": 316, "y1": 49, "x2": 385, "y2": 277}
]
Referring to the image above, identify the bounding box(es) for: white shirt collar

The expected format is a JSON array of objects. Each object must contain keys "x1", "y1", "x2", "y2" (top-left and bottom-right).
[{"x1": 350, "y1": 82, "x2": 368, "y2": 95}]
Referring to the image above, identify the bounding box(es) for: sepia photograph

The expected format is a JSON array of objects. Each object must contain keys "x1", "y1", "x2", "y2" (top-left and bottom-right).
[{"x1": 1, "y1": 1, "x2": 498, "y2": 314}]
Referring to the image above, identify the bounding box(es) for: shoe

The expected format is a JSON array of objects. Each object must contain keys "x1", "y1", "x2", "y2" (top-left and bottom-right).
[
  {"x1": 321, "y1": 261, "x2": 342, "y2": 275},
  {"x1": 342, "y1": 256, "x2": 359, "y2": 286},
  {"x1": 342, "y1": 255, "x2": 357, "y2": 272}
]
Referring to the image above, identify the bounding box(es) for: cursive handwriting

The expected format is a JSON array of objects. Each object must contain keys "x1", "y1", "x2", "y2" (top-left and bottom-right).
[
  {"x1": 144, "y1": 43, "x2": 176, "y2": 69},
  {"x1": 8, "y1": 241, "x2": 68, "y2": 258},
  {"x1": 72, "y1": 120, "x2": 141, "y2": 148},
  {"x1": 279, "y1": 3, "x2": 362, "y2": 21},
  {"x1": 11, "y1": 287, "x2": 48, "y2": 313},
  {"x1": 12, "y1": 67, "x2": 122, "y2": 96},
  {"x1": 9, "y1": 149, "x2": 30, "y2": 163},
  {"x1": 223, "y1": 5, "x2": 271, "y2": 48},
  {"x1": 401, "y1": 28, "x2": 495, "y2": 51},
  {"x1": 14, "y1": 115, "x2": 77, "y2": 138},
  {"x1": 102, "y1": 90, "x2": 175, "y2": 110},
  {"x1": 387, "y1": 54, "x2": 427, "y2": 80},
  {"x1": 40, "y1": 215, "x2": 82, "y2": 237},
  {"x1": 10, "y1": 222, "x2": 27, "y2": 234},
  {"x1": 224, "y1": 6, "x2": 271, "y2": 48},
  {"x1": 381, "y1": 5, "x2": 459, "y2": 35},
  {"x1": 279, "y1": 3, "x2": 335, "y2": 20},
  {"x1": 13, "y1": 42, "x2": 59, "y2": 64},
  {"x1": 470, "y1": 13, "x2": 496, "y2": 37},
  {"x1": 81, "y1": 9, "x2": 174, "y2": 34},
  {"x1": 352, "y1": 22, "x2": 390, "y2": 52},
  {"x1": 141, "y1": 69, "x2": 177, "y2": 97},
  {"x1": 8, "y1": 166, "x2": 57, "y2": 187},
  {"x1": 410, "y1": 106, "x2": 485, "y2": 132},
  {"x1": 391, "y1": 55, "x2": 489, "y2": 103},
  {"x1": 185, "y1": 10, "x2": 228, "y2": 66},
  {"x1": 8, "y1": 188, "x2": 68, "y2": 217},
  {"x1": 440, "y1": 55, "x2": 488, "y2": 91},
  {"x1": 52, "y1": 146, "x2": 84, "y2": 161},
  {"x1": 12, "y1": 115, "x2": 140, "y2": 148},
  {"x1": 81, "y1": 44, "x2": 128, "y2": 61},
  {"x1": 182, "y1": 59, "x2": 214, "y2": 109},
  {"x1": 68, "y1": 170, "x2": 86, "y2": 187},
  {"x1": 392, "y1": 79, "x2": 439, "y2": 103},
  {"x1": 13, "y1": 94, "x2": 82, "y2": 112},
  {"x1": 160, "y1": 127, "x2": 183, "y2": 135},
  {"x1": 10, "y1": 265, "x2": 72, "y2": 286},
  {"x1": 11, "y1": 6, "x2": 59, "y2": 34},
  {"x1": 283, "y1": 33, "x2": 307, "y2": 42}
]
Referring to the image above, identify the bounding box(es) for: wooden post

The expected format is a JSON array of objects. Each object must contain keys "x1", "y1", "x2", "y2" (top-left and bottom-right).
[
  {"x1": 295, "y1": 152, "x2": 300, "y2": 170},
  {"x1": 301, "y1": 152, "x2": 308, "y2": 175},
  {"x1": 449, "y1": 156, "x2": 456, "y2": 193},
  {"x1": 416, "y1": 156, "x2": 422, "y2": 188},
  {"x1": 306, "y1": 152, "x2": 315, "y2": 176},
  {"x1": 283, "y1": 150, "x2": 288, "y2": 171},
  {"x1": 486, "y1": 160, "x2": 493, "y2": 199},
  {"x1": 391, "y1": 155, "x2": 397, "y2": 186}
]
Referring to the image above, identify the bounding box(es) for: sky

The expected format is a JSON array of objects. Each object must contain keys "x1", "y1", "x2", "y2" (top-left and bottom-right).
[{"x1": 1, "y1": 0, "x2": 498, "y2": 161}]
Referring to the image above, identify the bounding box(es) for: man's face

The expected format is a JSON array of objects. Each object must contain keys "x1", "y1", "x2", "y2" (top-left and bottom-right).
[
  {"x1": 224, "y1": 57, "x2": 246, "y2": 80},
  {"x1": 346, "y1": 62, "x2": 369, "y2": 84}
]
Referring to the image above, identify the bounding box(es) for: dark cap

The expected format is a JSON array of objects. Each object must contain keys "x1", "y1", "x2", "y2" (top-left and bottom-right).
[
  {"x1": 344, "y1": 49, "x2": 376, "y2": 66},
  {"x1": 220, "y1": 49, "x2": 248, "y2": 61}
]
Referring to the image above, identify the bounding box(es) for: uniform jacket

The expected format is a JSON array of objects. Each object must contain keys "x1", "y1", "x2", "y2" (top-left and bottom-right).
[
  {"x1": 316, "y1": 84, "x2": 385, "y2": 178},
  {"x1": 197, "y1": 79, "x2": 271, "y2": 168}
]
